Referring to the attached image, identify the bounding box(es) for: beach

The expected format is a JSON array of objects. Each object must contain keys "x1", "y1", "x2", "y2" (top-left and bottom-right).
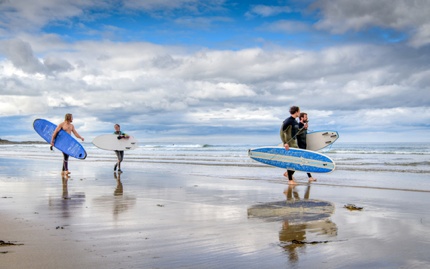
[{"x1": 1, "y1": 143, "x2": 430, "y2": 268}]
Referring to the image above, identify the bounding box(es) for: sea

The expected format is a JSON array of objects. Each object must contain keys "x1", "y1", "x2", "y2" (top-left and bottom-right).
[{"x1": 1, "y1": 141, "x2": 429, "y2": 191}]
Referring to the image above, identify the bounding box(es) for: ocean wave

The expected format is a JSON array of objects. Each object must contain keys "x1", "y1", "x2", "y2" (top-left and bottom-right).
[
  {"x1": 329, "y1": 150, "x2": 430, "y2": 155},
  {"x1": 1, "y1": 142, "x2": 430, "y2": 175},
  {"x1": 138, "y1": 143, "x2": 215, "y2": 149}
]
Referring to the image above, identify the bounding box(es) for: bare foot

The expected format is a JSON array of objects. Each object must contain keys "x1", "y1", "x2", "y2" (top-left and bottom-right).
[
  {"x1": 288, "y1": 180, "x2": 298, "y2": 185},
  {"x1": 283, "y1": 173, "x2": 296, "y2": 181},
  {"x1": 308, "y1": 177, "x2": 317, "y2": 182}
]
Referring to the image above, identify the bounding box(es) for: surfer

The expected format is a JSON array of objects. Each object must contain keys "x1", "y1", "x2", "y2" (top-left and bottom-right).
[
  {"x1": 50, "y1": 113, "x2": 85, "y2": 176},
  {"x1": 113, "y1": 124, "x2": 129, "y2": 172},
  {"x1": 297, "y1": 112, "x2": 317, "y2": 182},
  {"x1": 280, "y1": 106, "x2": 301, "y2": 185}
]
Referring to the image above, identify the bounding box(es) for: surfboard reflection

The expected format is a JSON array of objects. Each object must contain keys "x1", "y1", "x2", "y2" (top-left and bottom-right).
[{"x1": 247, "y1": 185, "x2": 337, "y2": 264}]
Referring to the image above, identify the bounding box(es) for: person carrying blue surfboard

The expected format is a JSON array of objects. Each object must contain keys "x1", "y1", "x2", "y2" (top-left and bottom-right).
[
  {"x1": 280, "y1": 106, "x2": 303, "y2": 185},
  {"x1": 50, "y1": 113, "x2": 85, "y2": 176},
  {"x1": 113, "y1": 124, "x2": 129, "y2": 172}
]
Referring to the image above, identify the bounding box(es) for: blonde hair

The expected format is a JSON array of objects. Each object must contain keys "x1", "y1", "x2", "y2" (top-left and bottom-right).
[{"x1": 65, "y1": 113, "x2": 73, "y2": 122}]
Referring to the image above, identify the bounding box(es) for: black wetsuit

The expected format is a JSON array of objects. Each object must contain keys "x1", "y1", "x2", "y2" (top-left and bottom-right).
[
  {"x1": 281, "y1": 116, "x2": 300, "y2": 181},
  {"x1": 297, "y1": 122, "x2": 312, "y2": 178},
  {"x1": 62, "y1": 153, "x2": 69, "y2": 172},
  {"x1": 282, "y1": 116, "x2": 300, "y2": 147},
  {"x1": 114, "y1": 131, "x2": 126, "y2": 171},
  {"x1": 297, "y1": 122, "x2": 307, "y2": 149}
]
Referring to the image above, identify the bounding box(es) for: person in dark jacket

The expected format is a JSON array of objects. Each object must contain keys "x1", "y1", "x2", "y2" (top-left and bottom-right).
[
  {"x1": 297, "y1": 112, "x2": 316, "y2": 182},
  {"x1": 280, "y1": 106, "x2": 301, "y2": 185}
]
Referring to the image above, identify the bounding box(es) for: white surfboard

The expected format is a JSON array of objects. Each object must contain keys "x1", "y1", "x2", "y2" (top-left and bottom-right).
[
  {"x1": 306, "y1": 131, "x2": 339, "y2": 151},
  {"x1": 278, "y1": 130, "x2": 339, "y2": 151},
  {"x1": 92, "y1": 134, "x2": 138, "y2": 151}
]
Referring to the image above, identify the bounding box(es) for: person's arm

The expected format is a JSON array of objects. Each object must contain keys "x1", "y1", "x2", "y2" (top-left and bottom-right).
[
  {"x1": 72, "y1": 126, "x2": 84, "y2": 142},
  {"x1": 117, "y1": 132, "x2": 129, "y2": 139},
  {"x1": 50, "y1": 123, "x2": 63, "y2": 146},
  {"x1": 283, "y1": 125, "x2": 292, "y2": 150}
]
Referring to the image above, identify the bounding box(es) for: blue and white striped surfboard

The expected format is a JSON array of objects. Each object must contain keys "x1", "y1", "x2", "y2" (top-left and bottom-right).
[{"x1": 248, "y1": 147, "x2": 335, "y2": 173}]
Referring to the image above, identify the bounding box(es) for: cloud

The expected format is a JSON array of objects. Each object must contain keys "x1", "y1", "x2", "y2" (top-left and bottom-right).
[
  {"x1": 409, "y1": 23, "x2": 430, "y2": 48},
  {"x1": 0, "y1": 0, "x2": 429, "y2": 143},
  {"x1": 246, "y1": 5, "x2": 292, "y2": 18},
  {"x1": 1, "y1": 38, "x2": 429, "y2": 140},
  {"x1": 312, "y1": 0, "x2": 430, "y2": 47},
  {"x1": 122, "y1": 0, "x2": 227, "y2": 18},
  {"x1": 0, "y1": 39, "x2": 46, "y2": 74},
  {"x1": 0, "y1": 0, "x2": 90, "y2": 33},
  {"x1": 263, "y1": 20, "x2": 311, "y2": 33}
]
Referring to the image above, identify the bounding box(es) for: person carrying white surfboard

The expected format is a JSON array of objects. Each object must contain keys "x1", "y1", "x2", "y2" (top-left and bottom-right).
[
  {"x1": 113, "y1": 124, "x2": 129, "y2": 172},
  {"x1": 50, "y1": 113, "x2": 85, "y2": 176},
  {"x1": 297, "y1": 112, "x2": 317, "y2": 182},
  {"x1": 280, "y1": 106, "x2": 303, "y2": 185}
]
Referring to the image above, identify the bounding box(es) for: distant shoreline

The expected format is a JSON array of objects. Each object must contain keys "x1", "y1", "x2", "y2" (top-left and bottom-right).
[{"x1": 0, "y1": 139, "x2": 47, "y2": 145}]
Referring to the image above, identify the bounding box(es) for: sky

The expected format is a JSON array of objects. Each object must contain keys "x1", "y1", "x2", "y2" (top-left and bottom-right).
[{"x1": 1, "y1": 0, "x2": 429, "y2": 144}]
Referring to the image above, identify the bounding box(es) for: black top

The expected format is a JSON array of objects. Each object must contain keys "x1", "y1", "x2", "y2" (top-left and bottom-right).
[
  {"x1": 297, "y1": 122, "x2": 307, "y2": 149},
  {"x1": 282, "y1": 116, "x2": 300, "y2": 138}
]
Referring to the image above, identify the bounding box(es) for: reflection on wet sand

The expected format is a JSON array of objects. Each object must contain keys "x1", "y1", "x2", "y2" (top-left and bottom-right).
[
  {"x1": 62, "y1": 176, "x2": 69, "y2": 200},
  {"x1": 248, "y1": 185, "x2": 335, "y2": 222},
  {"x1": 114, "y1": 172, "x2": 123, "y2": 196},
  {"x1": 47, "y1": 175, "x2": 86, "y2": 219},
  {"x1": 93, "y1": 172, "x2": 136, "y2": 219},
  {"x1": 248, "y1": 185, "x2": 337, "y2": 265}
]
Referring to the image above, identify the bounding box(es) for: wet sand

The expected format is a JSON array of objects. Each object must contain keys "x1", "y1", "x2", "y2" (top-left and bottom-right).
[{"x1": 1, "y1": 156, "x2": 430, "y2": 268}]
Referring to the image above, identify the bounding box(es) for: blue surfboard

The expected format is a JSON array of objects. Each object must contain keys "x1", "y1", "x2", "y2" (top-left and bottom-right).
[
  {"x1": 248, "y1": 147, "x2": 335, "y2": 173},
  {"x1": 33, "y1": 119, "x2": 87, "y2": 159}
]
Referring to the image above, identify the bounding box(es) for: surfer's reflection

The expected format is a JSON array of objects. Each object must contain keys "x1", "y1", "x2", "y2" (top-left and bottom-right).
[
  {"x1": 62, "y1": 175, "x2": 69, "y2": 200},
  {"x1": 112, "y1": 172, "x2": 136, "y2": 217},
  {"x1": 247, "y1": 185, "x2": 337, "y2": 265},
  {"x1": 47, "y1": 174, "x2": 85, "y2": 219},
  {"x1": 59, "y1": 175, "x2": 71, "y2": 218},
  {"x1": 91, "y1": 172, "x2": 136, "y2": 219},
  {"x1": 114, "y1": 172, "x2": 123, "y2": 196},
  {"x1": 285, "y1": 184, "x2": 310, "y2": 201},
  {"x1": 280, "y1": 185, "x2": 337, "y2": 264}
]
